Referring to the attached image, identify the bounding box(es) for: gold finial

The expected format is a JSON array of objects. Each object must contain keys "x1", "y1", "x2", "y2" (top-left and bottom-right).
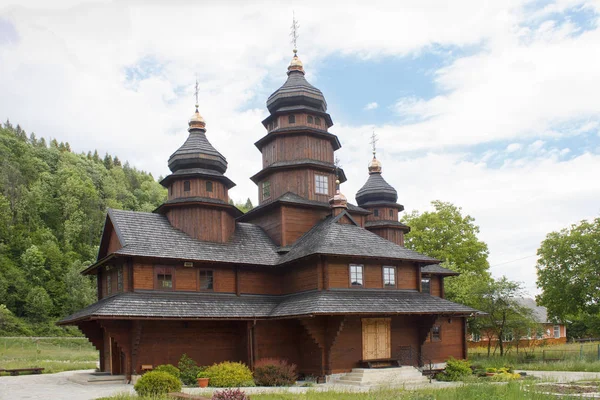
[
  {"x1": 189, "y1": 77, "x2": 206, "y2": 130},
  {"x1": 368, "y1": 131, "x2": 382, "y2": 174}
]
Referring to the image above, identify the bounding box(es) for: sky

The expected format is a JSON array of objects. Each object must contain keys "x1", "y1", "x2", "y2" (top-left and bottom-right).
[{"x1": 1, "y1": 0, "x2": 599, "y2": 296}]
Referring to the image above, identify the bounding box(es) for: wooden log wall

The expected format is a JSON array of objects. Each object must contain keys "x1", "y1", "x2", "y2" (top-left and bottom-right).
[
  {"x1": 168, "y1": 178, "x2": 228, "y2": 202},
  {"x1": 258, "y1": 169, "x2": 336, "y2": 204},
  {"x1": 262, "y1": 135, "x2": 334, "y2": 168},
  {"x1": 421, "y1": 317, "x2": 465, "y2": 363},
  {"x1": 166, "y1": 207, "x2": 234, "y2": 243},
  {"x1": 327, "y1": 259, "x2": 418, "y2": 290},
  {"x1": 268, "y1": 113, "x2": 329, "y2": 132},
  {"x1": 367, "y1": 227, "x2": 405, "y2": 246},
  {"x1": 365, "y1": 207, "x2": 399, "y2": 222},
  {"x1": 281, "y1": 206, "x2": 329, "y2": 246}
]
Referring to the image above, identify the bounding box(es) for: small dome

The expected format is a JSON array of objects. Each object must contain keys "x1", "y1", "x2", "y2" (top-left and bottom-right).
[
  {"x1": 288, "y1": 51, "x2": 304, "y2": 74},
  {"x1": 368, "y1": 155, "x2": 382, "y2": 174},
  {"x1": 329, "y1": 180, "x2": 348, "y2": 209},
  {"x1": 188, "y1": 106, "x2": 206, "y2": 130}
]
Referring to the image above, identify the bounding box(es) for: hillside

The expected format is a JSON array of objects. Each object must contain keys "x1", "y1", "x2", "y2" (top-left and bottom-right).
[{"x1": 0, "y1": 120, "x2": 167, "y2": 335}]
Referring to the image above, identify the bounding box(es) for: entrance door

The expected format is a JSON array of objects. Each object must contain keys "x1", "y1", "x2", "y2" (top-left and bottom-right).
[
  {"x1": 110, "y1": 337, "x2": 122, "y2": 375},
  {"x1": 362, "y1": 318, "x2": 391, "y2": 360}
]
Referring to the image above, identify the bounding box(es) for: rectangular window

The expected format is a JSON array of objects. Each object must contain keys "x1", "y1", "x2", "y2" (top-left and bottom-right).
[
  {"x1": 155, "y1": 266, "x2": 174, "y2": 290},
  {"x1": 262, "y1": 181, "x2": 271, "y2": 199},
  {"x1": 288, "y1": 115, "x2": 296, "y2": 124},
  {"x1": 389, "y1": 209, "x2": 394, "y2": 217},
  {"x1": 421, "y1": 278, "x2": 431, "y2": 294},
  {"x1": 383, "y1": 266, "x2": 396, "y2": 287},
  {"x1": 374, "y1": 209, "x2": 379, "y2": 217},
  {"x1": 431, "y1": 325, "x2": 441, "y2": 341},
  {"x1": 106, "y1": 273, "x2": 112, "y2": 295},
  {"x1": 117, "y1": 267, "x2": 123, "y2": 292},
  {"x1": 184, "y1": 181, "x2": 191, "y2": 192},
  {"x1": 206, "y1": 181, "x2": 213, "y2": 192},
  {"x1": 472, "y1": 332, "x2": 481, "y2": 342},
  {"x1": 307, "y1": 115, "x2": 314, "y2": 124},
  {"x1": 554, "y1": 325, "x2": 560, "y2": 338},
  {"x1": 350, "y1": 264, "x2": 363, "y2": 287},
  {"x1": 315, "y1": 117, "x2": 321, "y2": 126},
  {"x1": 199, "y1": 270, "x2": 214, "y2": 290},
  {"x1": 315, "y1": 175, "x2": 328, "y2": 195}
]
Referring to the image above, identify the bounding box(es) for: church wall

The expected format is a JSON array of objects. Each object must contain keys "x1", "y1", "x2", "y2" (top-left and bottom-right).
[
  {"x1": 367, "y1": 227, "x2": 405, "y2": 246},
  {"x1": 107, "y1": 228, "x2": 122, "y2": 254},
  {"x1": 422, "y1": 317, "x2": 466, "y2": 363},
  {"x1": 261, "y1": 135, "x2": 334, "y2": 168},
  {"x1": 166, "y1": 207, "x2": 234, "y2": 243},
  {"x1": 239, "y1": 268, "x2": 281, "y2": 295},
  {"x1": 397, "y1": 262, "x2": 419, "y2": 290},
  {"x1": 429, "y1": 276, "x2": 442, "y2": 297},
  {"x1": 273, "y1": 113, "x2": 329, "y2": 132},
  {"x1": 242, "y1": 208, "x2": 283, "y2": 246},
  {"x1": 168, "y1": 178, "x2": 228, "y2": 202},
  {"x1": 281, "y1": 205, "x2": 329, "y2": 246},
  {"x1": 282, "y1": 263, "x2": 319, "y2": 294},
  {"x1": 326, "y1": 259, "x2": 419, "y2": 290},
  {"x1": 365, "y1": 207, "x2": 398, "y2": 222},
  {"x1": 259, "y1": 169, "x2": 336, "y2": 204}
]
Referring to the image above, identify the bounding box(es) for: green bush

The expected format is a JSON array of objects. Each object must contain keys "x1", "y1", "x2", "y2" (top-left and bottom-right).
[
  {"x1": 436, "y1": 357, "x2": 472, "y2": 381},
  {"x1": 178, "y1": 354, "x2": 201, "y2": 386},
  {"x1": 486, "y1": 367, "x2": 497, "y2": 373},
  {"x1": 204, "y1": 361, "x2": 254, "y2": 387},
  {"x1": 154, "y1": 364, "x2": 180, "y2": 379},
  {"x1": 254, "y1": 358, "x2": 297, "y2": 386},
  {"x1": 133, "y1": 371, "x2": 181, "y2": 396}
]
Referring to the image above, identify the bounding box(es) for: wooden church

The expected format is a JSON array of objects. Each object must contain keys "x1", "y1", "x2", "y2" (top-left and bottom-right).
[{"x1": 59, "y1": 50, "x2": 478, "y2": 379}]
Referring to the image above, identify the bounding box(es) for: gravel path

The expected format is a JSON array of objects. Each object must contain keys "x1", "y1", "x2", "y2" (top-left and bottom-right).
[
  {"x1": 0, "y1": 370, "x2": 133, "y2": 400},
  {"x1": 517, "y1": 370, "x2": 600, "y2": 383}
]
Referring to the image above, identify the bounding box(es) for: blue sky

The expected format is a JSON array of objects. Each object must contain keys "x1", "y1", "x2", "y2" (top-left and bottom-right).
[{"x1": 1, "y1": 0, "x2": 600, "y2": 295}]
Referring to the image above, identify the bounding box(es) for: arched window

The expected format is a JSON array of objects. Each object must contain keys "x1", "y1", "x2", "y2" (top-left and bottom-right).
[
  {"x1": 315, "y1": 117, "x2": 321, "y2": 126},
  {"x1": 184, "y1": 181, "x2": 191, "y2": 192},
  {"x1": 307, "y1": 115, "x2": 314, "y2": 124},
  {"x1": 288, "y1": 115, "x2": 296, "y2": 124},
  {"x1": 206, "y1": 181, "x2": 213, "y2": 192}
]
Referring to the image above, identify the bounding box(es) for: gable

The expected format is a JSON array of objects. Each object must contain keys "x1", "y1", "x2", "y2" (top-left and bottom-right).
[{"x1": 97, "y1": 214, "x2": 123, "y2": 261}]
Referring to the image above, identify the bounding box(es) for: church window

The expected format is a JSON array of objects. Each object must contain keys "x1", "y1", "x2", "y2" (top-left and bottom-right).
[
  {"x1": 106, "y1": 274, "x2": 112, "y2": 295},
  {"x1": 315, "y1": 117, "x2": 321, "y2": 126},
  {"x1": 350, "y1": 264, "x2": 364, "y2": 287},
  {"x1": 431, "y1": 326, "x2": 442, "y2": 341},
  {"x1": 206, "y1": 181, "x2": 213, "y2": 192},
  {"x1": 307, "y1": 115, "x2": 314, "y2": 124},
  {"x1": 421, "y1": 278, "x2": 431, "y2": 294},
  {"x1": 373, "y1": 209, "x2": 379, "y2": 217},
  {"x1": 117, "y1": 267, "x2": 123, "y2": 292},
  {"x1": 383, "y1": 266, "x2": 396, "y2": 287},
  {"x1": 200, "y1": 270, "x2": 214, "y2": 290},
  {"x1": 389, "y1": 209, "x2": 394, "y2": 217},
  {"x1": 184, "y1": 180, "x2": 191, "y2": 192},
  {"x1": 155, "y1": 266, "x2": 174, "y2": 290},
  {"x1": 288, "y1": 115, "x2": 296, "y2": 124},
  {"x1": 315, "y1": 175, "x2": 328, "y2": 195},
  {"x1": 262, "y1": 181, "x2": 271, "y2": 199}
]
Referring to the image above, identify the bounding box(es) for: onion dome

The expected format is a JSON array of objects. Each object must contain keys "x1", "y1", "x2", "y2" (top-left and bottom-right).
[
  {"x1": 356, "y1": 156, "x2": 398, "y2": 206},
  {"x1": 266, "y1": 51, "x2": 327, "y2": 113},
  {"x1": 329, "y1": 180, "x2": 348, "y2": 209},
  {"x1": 167, "y1": 106, "x2": 228, "y2": 174}
]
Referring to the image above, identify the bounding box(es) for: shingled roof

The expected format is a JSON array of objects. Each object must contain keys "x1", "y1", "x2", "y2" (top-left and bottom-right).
[
  {"x1": 356, "y1": 173, "x2": 398, "y2": 206},
  {"x1": 279, "y1": 212, "x2": 438, "y2": 264},
  {"x1": 58, "y1": 289, "x2": 480, "y2": 324},
  {"x1": 168, "y1": 130, "x2": 228, "y2": 173},
  {"x1": 267, "y1": 69, "x2": 327, "y2": 113},
  {"x1": 421, "y1": 264, "x2": 460, "y2": 276}
]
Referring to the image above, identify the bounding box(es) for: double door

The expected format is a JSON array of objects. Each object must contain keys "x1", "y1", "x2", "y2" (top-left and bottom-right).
[{"x1": 362, "y1": 318, "x2": 391, "y2": 360}]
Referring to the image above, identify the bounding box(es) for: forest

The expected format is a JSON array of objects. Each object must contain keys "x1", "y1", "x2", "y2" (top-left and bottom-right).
[{"x1": 0, "y1": 120, "x2": 168, "y2": 335}]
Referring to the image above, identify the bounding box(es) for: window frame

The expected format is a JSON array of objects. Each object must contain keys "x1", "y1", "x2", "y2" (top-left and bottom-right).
[
  {"x1": 553, "y1": 325, "x2": 561, "y2": 339},
  {"x1": 373, "y1": 209, "x2": 379, "y2": 217},
  {"x1": 106, "y1": 272, "x2": 112, "y2": 296},
  {"x1": 262, "y1": 181, "x2": 271, "y2": 199},
  {"x1": 389, "y1": 209, "x2": 394, "y2": 218},
  {"x1": 315, "y1": 117, "x2": 321, "y2": 126},
  {"x1": 349, "y1": 264, "x2": 364, "y2": 287},
  {"x1": 472, "y1": 332, "x2": 481, "y2": 342},
  {"x1": 183, "y1": 180, "x2": 191, "y2": 192},
  {"x1": 288, "y1": 115, "x2": 296, "y2": 124},
  {"x1": 431, "y1": 325, "x2": 442, "y2": 342},
  {"x1": 154, "y1": 266, "x2": 175, "y2": 291},
  {"x1": 383, "y1": 266, "x2": 396, "y2": 288},
  {"x1": 199, "y1": 269, "x2": 214, "y2": 291},
  {"x1": 206, "y1": 181, "x2": 213, "y2": 193},
  {"x1": 117, "y1": 267, "x2": 123, "y2": 292},
  {"x1": 315, "y1": 175, "x2": 329, "y2": 195},
  {"x1": 421, "y1": 277, "x2": 431, "y2": 294},
  {"x1": 307, "y1": 115, "x2": 314, "y2": 124}
]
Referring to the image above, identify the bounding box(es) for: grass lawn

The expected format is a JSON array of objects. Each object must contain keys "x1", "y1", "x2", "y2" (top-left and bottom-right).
[
  {"x1": 0, "y1": 337, "x2": 98, "y2": 374},
  {"x1": 96, "y1": 382, "x2": 586, "y2": 399},
  {"x1": 469, "y1": 341, "x2": 600, "y2": 372}
]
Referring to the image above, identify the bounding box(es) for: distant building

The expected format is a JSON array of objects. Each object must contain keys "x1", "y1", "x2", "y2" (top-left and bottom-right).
[{"x1": 468, "y1": 298, "x2": 566, "y2": 347}]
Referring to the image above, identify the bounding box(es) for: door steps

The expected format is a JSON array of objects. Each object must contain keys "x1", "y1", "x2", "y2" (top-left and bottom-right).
[
  {"x1": 331, "y1": 366, "x2": 429, "y2": 387},
  {"x1": 86, "y1": 373, "x2": 127, "y2": 384}
]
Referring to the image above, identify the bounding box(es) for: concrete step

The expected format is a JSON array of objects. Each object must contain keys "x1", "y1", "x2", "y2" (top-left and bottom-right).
[
  {"x1": 87, "y1": 374, "x2": 127, "y2": 384},
  {"x1": 331, "y1": 367, "x2": 429, "y2": 387}
]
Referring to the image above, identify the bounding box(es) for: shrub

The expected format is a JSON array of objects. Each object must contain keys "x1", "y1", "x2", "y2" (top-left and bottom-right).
[
  {"x1": 486, "y1": 367, "x2": 497, "y2": 373},
  {"x1": 134, "y1": 371, "x2": 182, "y2": 397},
  {"x1": 212, "y1": 388, "x2": 250, "y2": 400},
  {"x1": 436, "y1": 357, "x2": 472, "y2": 381},
  {"x1": 204, "y1": 361, "x2": 254, "y2": 387},
  {"x1": 178, "y1": 354, "x2": 201, "y2": 386},
  {"x1": 154, "y1": 364, "x2": 181, "y2": 379},
  {"x1": 254, "y1": 358, "x2": 297, "y2": 386}
]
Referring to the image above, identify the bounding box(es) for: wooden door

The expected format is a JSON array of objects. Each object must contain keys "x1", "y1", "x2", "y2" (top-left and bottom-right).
[
  {"x1": 110, "y1": 337, "x2": 122, "y2": 375},
  {"x1": 362, "y1": 318, "x2": 391, "y2": 360}
]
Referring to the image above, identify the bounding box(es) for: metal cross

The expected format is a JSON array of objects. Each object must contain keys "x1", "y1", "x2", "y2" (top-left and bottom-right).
[
  {"x1": 370, "y1": 131, "x2": 378, "y2": 156},
  {"x1": 194, "y1": 77, "x2": 199, "y2": 109},
  {"x1": 290, "y1": 11, "x2": 299, "y2": 51}
]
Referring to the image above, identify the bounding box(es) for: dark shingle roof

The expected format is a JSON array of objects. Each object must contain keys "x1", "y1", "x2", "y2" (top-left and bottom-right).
[
  {"x1": 59, "y1": 289, "x2": 480, "y2": 324},
  {"x1": 107, "y1": 209, "x2": 280, "y2": 265},
  {"x1": 365, "y1": 220, "x2": 410, "y2": 229},
  {"x1": 168, "y1": 131, "x2": 228, "y2": 173},
  {"x1": 515, "y1": 298, "x2": 550, "y2": 323},
  {"x1": 356, "y1": 173, "x2": 398, "y2": 206},
  {"x1": 250, "y1": 160, "x2": 346, "y2": 183},
  {"x1": 160, "y1": 168, "x2": 236, "y2": 189},
  {"x1": 267, "y1": 70, "x2": 327, "y2": 113},
  {"x1": 279, "y1": 212, "x2": 438, "y2": 264},
  {"x1": 421, "y1": 264, "x2": 460, "y2": 276}
]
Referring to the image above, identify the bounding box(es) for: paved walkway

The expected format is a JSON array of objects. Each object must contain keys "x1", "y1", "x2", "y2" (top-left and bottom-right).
[
  {"x1": 517, "y1": 370, "x2": 600, "y2": 383},
  {"x1": 0, "y1": 370, "x2": 133, "y2": 400}
]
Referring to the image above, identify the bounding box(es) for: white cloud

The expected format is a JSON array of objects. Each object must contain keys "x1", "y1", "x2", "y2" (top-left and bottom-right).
[
  {"x1": 364, "y1": 102, "x2": 378, "y2": 110},
  {"x1": 1, "y1": 0, "x2": 600, "y2": 297},
  {"x1": 506, "y1": 143, "x2": 521, "y2": 152}
]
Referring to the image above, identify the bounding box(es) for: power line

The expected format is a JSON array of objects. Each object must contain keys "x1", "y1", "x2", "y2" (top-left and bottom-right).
[{"x1": 490, "y1": 254, "x2": 537, "y2": 268}]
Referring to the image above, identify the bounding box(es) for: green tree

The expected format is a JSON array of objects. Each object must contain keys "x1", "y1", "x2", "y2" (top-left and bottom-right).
[
  {"x1": 24, "y1": 287, "x2": 53, "y2": 322},
  {"x1": 401, "y1": 200, "x2": 491, "y2": 304},
  {"x1": 62, "y1": 260, "x2": 96, "y2": 316},
  {"x1": 536, "y1": 218, "x2": 600, "y2": 336},
  {"x1": 20, "y1": 245, "x2": 47, "y2": 286}
]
